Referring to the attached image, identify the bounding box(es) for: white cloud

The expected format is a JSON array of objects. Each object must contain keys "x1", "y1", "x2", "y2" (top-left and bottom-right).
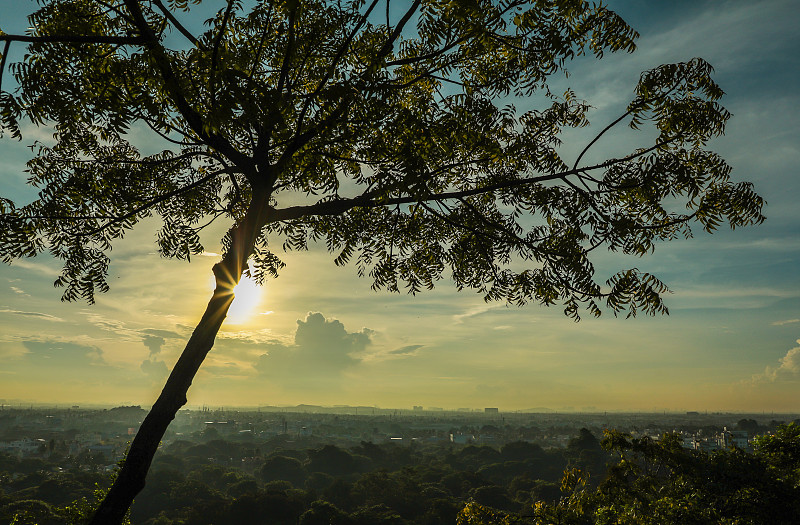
[
  {"x1": 772, "y1": 319, "x2": 800, "y2": 326},
  {"x1": 751, "y1": 339, "x2": 800, "y2": 382},
  {"x1": 140, "y1": 358, "x2": 169, "y2": 382},
  {"x1": 255, "y1": 312, "x2": 372, "y2": 388},
  {"x1": 452, "y1": 304, "x2": 499, "y2": 324}
]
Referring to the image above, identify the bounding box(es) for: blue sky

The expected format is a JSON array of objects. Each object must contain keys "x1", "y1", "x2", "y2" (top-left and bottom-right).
[{"x1": 0, "y1": 0, "x2": 798, "y2": 411}]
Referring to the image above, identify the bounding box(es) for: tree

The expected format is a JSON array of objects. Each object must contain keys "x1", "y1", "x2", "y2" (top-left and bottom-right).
[
  {"x1": 0, "y1": 0, "x2": 763, "y2": 522},
  {"x1": 753, "y1": 422, "x2": 800, "y2": 483},
  {"x1": 458, "y1": 432, "x2": 800, "y2": 524}
]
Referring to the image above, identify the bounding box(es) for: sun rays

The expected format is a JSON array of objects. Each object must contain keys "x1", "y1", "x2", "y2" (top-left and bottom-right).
[{"x1": 227, "y1": 275, "x2": 264, "y2": 325}]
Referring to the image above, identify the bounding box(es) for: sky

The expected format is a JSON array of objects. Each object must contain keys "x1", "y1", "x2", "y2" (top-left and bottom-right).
[{"x1": 0, "y1": 0, "x2": 798, "y2": 412}]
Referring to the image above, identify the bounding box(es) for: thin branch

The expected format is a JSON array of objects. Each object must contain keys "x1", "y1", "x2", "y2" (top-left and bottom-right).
[
  {"x1": 572, "y1": 109, "x2": 634, "y2": 171},
  {"x1": 93, "y1": 0, "x2": 135, "y2": 23},
  {"x1": 385, "y1": 39, "x2": 462, "y2": 67},
  {"x1": 294, "y1": 0, "x2": 382, "y2": 131},
  {"x1": 374, "y1": 0, "x2": 421, "y2": 60},
  {"x1": 122, "y1": 0, "x2": 250, "y2": 169},
  {"x1": 0, "y1": 40, "x2": 10, "y2": 93},
  {"x1": 85, "y1": 167, "x2": 236, "y2": 237},
  {"x1": 132, "y1": 111, "x2": 203, "y2": 147},
  {"x1": 0, "y1": 34, "x2": 146, "y2": 45},
  {"x1": 247, "y1": 3, "x2": 274, "y2": 82},
  {"x1": 283, "y1": 0, "x2": 420, "y2": 167},
  {"x1": 573, "y1": 74, "x2": 687, "y2": 171},
  {"x1": 45, "y1": 150, "x2": 204, "y2": 167},
  {"x1": 193, "y1": 209, "x2": 227, "y2": 232},
  {"x1": 276, "y1": 2, "x2": 298, "y2": 96},
  {"x1": 272, "y1": 142, "x2": 675, "y2": 222},
  {"x1": 151, "y1": 0, "x2": 201, "y2": 48},
  {"x1": 210, "y1": 0, "x2": 236, "y2": 108},
  {"x1": 0, "y1": 213, "x2": 118, "y2": 221}
]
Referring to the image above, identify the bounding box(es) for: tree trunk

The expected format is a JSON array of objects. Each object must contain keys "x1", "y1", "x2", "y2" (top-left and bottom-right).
[{"x1": 88, "y1": 185, "x2": 272, "y2": 524}]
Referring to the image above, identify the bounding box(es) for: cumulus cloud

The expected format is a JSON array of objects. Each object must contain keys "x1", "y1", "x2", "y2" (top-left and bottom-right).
[
  {"x1": 255, "y1": 312, "x2": 371, "y2": 387},
  {"x1": 142, "y1": 335, "x2": 165, "y2": 356},
  {"x1": 772, "y1": 319, "x2": 800, "y2": 326},
  {"x1": 751, "y1": 340, "x2": 800, "y2": 382},
  {"x1": 140, "y1": 328, "x2": 182, "y2": 356},
  {"x1": 140, "y1": 358, "x2": 169, "y2": 381},
  {"x1": 139, "y1": 328, "x2": 181, "y2": 380}
]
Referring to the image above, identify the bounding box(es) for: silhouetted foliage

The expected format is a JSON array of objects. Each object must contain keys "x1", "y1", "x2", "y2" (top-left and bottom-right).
[{"x1": 260, "y1": 455, "x2": 307, "y2": 486}]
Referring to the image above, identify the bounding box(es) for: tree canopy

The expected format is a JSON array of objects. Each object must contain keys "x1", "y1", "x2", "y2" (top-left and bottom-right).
[
  {"x1": 0, "y1": 0, "x2": 763, "y2": 317},
  {"x1": 0, "y1": 0, "x2": 764, "y2": 522}
]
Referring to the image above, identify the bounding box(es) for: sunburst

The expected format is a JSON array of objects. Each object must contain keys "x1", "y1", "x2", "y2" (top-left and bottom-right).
[{"x1": 226, "y1": 275, "x2": 263, "y2": 324}]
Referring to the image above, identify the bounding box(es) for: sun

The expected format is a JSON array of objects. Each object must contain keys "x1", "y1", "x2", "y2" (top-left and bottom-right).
[{"x1": 226, "y1": 275, "x2": 263, "y2": 325}]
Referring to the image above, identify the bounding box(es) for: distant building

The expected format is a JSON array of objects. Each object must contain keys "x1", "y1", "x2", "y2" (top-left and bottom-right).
[
  {"x1": 484, "y1": 407, "x2": 499, "y2": 414},
  {"x1": 450, "y1": 433, "x2": 473, "y2": 444},
  {"x1": 413, "y1": 406, "x2": 423, "y2": 411},
  {"x1": 0, "y1": 438, "x2": 46, "y2": 456},
  {"x1": 720, "y1": 428, "x2": 750, "y2": 450}
]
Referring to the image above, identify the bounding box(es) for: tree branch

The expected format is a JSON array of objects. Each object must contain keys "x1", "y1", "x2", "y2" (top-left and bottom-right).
[
  {"x1": 151, "y1": 0, "x2": 201, "y2": 48},
  {"x1": 276, "y1": 2, "x2": 298, "y2": 96},
  {"x1": 0, "y1": 34, "x2": 145, "y2": 45},
  {"x1": 210, "y1": 0, "x2": 236, "y2": 108},
  {"x1": 121, "y1": 0, "x2": 251, "y2": 170},
  {"x1": 374, "y1": 0, "x2": 421, "y2": 60},
  {"x1": 385, "y1": 38, "x2": 462, "y2": 67},
  {"x1": 84, "y1": 167, "x2": 235, "y2": 237},
  {"x1": 0, "y1": 40, "x2": 9, "y2": 93},
  {"x1": 272, "y1": 144, "x2": 674, "y2": 222},
  {"x1": 294, "y1": 0, "x2": 382, "y2": 132}
]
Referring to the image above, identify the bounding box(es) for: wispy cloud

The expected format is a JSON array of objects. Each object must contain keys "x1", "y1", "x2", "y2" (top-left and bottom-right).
[
  {"x1": 387, "y1": 344, "x2": 424, "y2": 356},
  {"x1": 9, "y1": 259, "x2": 60, "y2": 277},
  {"x1": 772, "y1": 319, "x2": 800, "y2": 326},
  {"x1": 0, "y1": 309, "x2": 64, "y2": 322},
  {"x1": 452, "y1": 304, "x2": 499, "y2": 324},
  {"x1": 21, "y1": 339, "x2": 107, "y2": 367}
]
